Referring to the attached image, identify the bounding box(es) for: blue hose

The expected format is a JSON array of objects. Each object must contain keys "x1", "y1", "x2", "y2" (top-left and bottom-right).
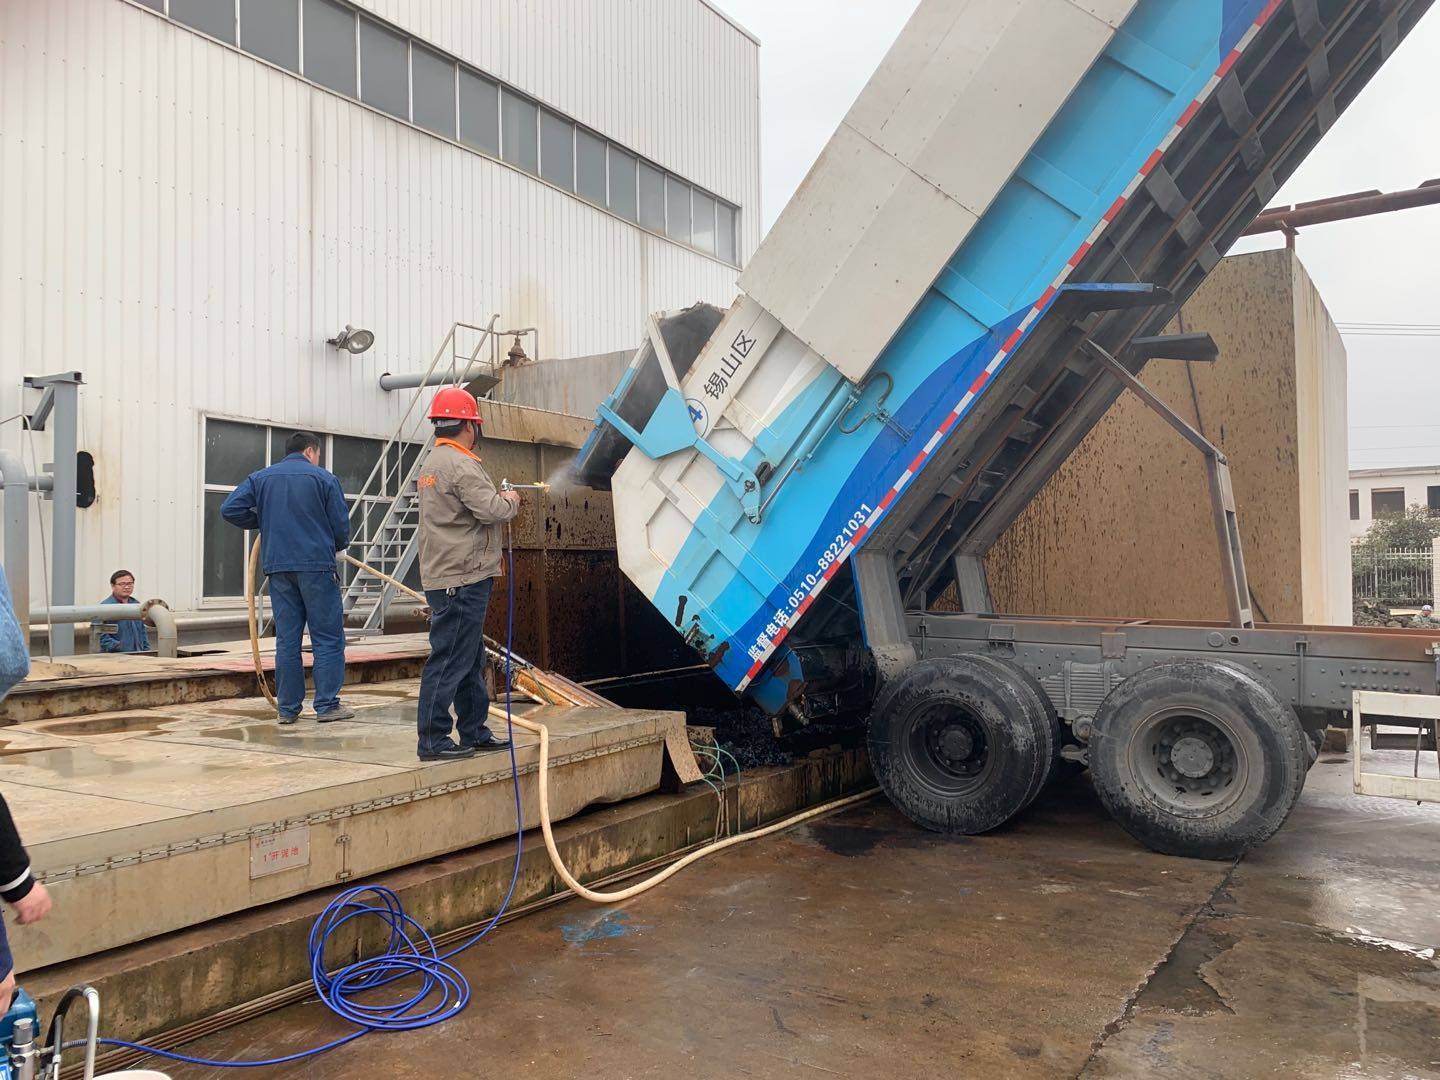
[{"x1": 95, "y1": 545, "x2": 526, "y2": 1069}]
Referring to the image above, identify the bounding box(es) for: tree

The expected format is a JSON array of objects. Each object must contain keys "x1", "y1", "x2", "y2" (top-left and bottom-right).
[
  {"x1": 1355, "y1": 504, "x2": 1440, "y2": 553},
  {"x1": 1352, "y1": 505, "x2": 1440, "y2": 605}
]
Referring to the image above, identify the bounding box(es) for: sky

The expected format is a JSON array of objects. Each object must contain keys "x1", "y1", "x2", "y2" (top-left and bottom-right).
[{"x1": 718, "y1": 1, "x2": 1440, "y2": 470}]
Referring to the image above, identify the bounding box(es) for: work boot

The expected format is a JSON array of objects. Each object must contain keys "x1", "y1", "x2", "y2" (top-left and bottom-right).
[
  {"x1": 316, "y1": 705, "x2": 357, "y2": 723},
  {"x1": 418, "y1": 742, "x2": 477, "y2": 762},
  {"x1": 463, "y1": 730, "x2": 512, "y2": 752},
  {"x1": 277, "y1": 712, "x2": 300, "y2": 726}
]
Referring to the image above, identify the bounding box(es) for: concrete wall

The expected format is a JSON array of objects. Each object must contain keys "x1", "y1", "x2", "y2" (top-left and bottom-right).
[
  {"x1": 985, "y1": 248, "x2": 1350, "y2": 625},
  {"x1": 495, "y1": 350, "x2": 633, "y2": 418},
  {"x1": 1348, "y1": 467, "x2": 1440, "y2": 538}
]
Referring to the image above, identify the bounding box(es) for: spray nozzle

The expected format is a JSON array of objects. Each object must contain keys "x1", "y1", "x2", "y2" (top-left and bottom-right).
[{"x1": 500, "y1": 479, "x2": 550, "y2": 493}]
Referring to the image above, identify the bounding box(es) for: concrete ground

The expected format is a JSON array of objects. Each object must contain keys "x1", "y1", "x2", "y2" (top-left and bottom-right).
[{"x1": 160, "y1": 752, "x2": 1440, "y2": 1079}]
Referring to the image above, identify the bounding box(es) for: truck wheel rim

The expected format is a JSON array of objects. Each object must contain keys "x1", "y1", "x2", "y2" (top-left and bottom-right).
[
  {"x1": 903, "y1": 702, "x2": 993, "y2": 798},
  {"x1": 1129, "y1": 706, "x2": 1249, "y2": 817}
]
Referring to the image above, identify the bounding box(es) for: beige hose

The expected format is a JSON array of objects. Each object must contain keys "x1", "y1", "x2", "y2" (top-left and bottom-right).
[
  {"x1": 244, "y1": 537, "x2": 876, "y2": 903},
  {"x1": 246, "y1": 536, "x2": 278, "y2": 708},
  {"x1": 497, "y1": 705, "x2": 878, "y2": 902}
]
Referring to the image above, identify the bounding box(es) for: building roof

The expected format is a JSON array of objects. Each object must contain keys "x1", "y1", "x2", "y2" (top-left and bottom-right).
[
  {"x1": 698, "y1": 1, "x2": 761, "y2": 45},
  {"x1": 1349, "y1": 465, "x2": 1440, "y2": 478}
]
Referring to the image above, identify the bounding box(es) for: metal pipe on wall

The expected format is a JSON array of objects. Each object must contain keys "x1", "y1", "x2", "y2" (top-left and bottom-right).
[{"x1": 377, "y1": 370, "x2": 468, "y2": 392}]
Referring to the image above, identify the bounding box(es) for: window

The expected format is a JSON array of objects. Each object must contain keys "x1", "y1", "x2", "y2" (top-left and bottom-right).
[
  {"x1": 138, "y1": 0, "x2": 745, "y2": 264},
  {"x1": 202, "y1": 420, "x2": 424, "y2": 599},
  {"x1": 1349, "y1": 490, "x2": 1360, "y2": 521},
  {"x1": 539, "y1": 110, "x2": 574, "y2": 191},
  {"x1": 239, "y1": 0, "x2": 299, "y2": 71},
  {"x1": 409, "y1": 45, "x2": 456, "y2": 137},
  {"x1": 1372, "y1": 488, "x2": 1406, "y2": 518},
  {"x1": 170, "y1": 0, "x2": 236, "y2": 43},
  {"x1": 302, "y1": 0, "x2": 356, "y2": 97},
  {"x1": 576, "y1": 128, "x2": 607, "y2": 206},
  {"x1": 202, "y1": 420, "x2": 271, "y2": 600},
  {"x1": 205, "y1": 420, "x2": 267, "y2": 486},
  {"x1": 666, "y1": 176, "x2": 691, "y2": 243},
  {"x1": 359, "y1": 18, "x2": 409, "y2": 120},
  {"x1": 501, "y1": 89, "x2": 538, "y2": 175},
  {"x1": 691, "y1": 189, "x2": 717, "y2": 255},
  {"x1": 331, "y1": 434, "x2": 384, "y2": 494},
  {"x1": 1428, "y1": 486, "x2": 1440, "y2": 515},
  {"x1": 638, "y1": 162, "x2": 665, "y2": 232},
  {"x1": 717, "y1": 202, "x2": 737, "y2": 264},
  {"x1": 608, "y1": 147, "x2": 637, "y2": 222},
  {"x1": 459, "y1": 70, "x2": 499, "y2": 155}
]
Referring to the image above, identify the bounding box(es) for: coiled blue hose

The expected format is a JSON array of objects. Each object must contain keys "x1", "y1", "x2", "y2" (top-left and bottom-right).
[{"x1": 93, "y1": 544, "x2": 526, "y2": 1069}]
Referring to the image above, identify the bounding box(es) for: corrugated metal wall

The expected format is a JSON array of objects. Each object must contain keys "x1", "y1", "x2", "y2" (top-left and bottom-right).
[{"x1": 0, "y1": 0, "x2": 758, "y2": 612}]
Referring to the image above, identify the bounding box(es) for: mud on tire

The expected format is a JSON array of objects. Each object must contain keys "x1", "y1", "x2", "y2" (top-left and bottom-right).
[
  {"x1": 868, "y1": 654, "x2": 1054, "y2": 835},
  {"x1": 1088, "y1": 660, "x2": 1306, "y2": 860}
]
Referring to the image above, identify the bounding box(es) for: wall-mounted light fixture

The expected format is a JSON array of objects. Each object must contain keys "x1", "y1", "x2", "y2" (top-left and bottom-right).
[{"x1": 327, "y1": 325, "x2": 376, "y2": 355}]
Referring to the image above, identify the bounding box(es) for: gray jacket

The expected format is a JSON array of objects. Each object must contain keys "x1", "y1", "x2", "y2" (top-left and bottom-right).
[{"x1": 416, "y1": 441, "x2": 518, "y2": 590}]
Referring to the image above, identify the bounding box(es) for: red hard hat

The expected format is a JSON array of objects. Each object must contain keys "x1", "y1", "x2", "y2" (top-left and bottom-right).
[{"x1": 428, "y1": 386, "x2": 481, "y2": 422}]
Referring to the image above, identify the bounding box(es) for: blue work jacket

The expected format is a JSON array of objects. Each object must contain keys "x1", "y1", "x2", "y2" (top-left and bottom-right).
[
  {"x1": 97, "y1": 595, "x2": 150, "y2": 653},
  {"x1": 220, "y1": 453, "x2": 351, "y2": 574}
]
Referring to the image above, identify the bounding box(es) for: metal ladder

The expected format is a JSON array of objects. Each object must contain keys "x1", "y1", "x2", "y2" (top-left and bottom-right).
[{"x1": 341, "y1": 318, "x2": 504, "y2": 631}]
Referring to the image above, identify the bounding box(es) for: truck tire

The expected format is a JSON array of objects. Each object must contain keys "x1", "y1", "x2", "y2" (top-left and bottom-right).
[
  {"x1": 868, "y1": 655, "x2": 1051, "y2": 834},
  {"x1": 963, "y1": 653, "x2": 1062, "y2": 808},
  {"x1": 1088, "y1": 661, "x2": 1306, "y2": 860}
]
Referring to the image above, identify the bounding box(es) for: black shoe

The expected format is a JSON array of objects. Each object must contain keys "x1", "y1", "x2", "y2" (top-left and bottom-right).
[
  {"x1": 418, "y1": 743, "x2": 477, "y2": 762},
  {"x1": 316, "y1": 705, "x2": 356, "y2": 723},
  {"x1": 277, "y1": 713, "x2": 300, "y2": 726},
  {"x1": 462, "y1": 731, "x2": 512, "y2": 752}
]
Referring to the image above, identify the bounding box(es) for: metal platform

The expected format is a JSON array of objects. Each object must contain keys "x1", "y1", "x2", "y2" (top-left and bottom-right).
[{"x1": 0, "y1": 683, "x2": 690, "y2": 973}]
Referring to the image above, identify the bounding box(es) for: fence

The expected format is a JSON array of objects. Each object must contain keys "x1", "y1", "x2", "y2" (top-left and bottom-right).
[{"x1": 1352, "y1": 545, "x2": 1434, "y2": 605}]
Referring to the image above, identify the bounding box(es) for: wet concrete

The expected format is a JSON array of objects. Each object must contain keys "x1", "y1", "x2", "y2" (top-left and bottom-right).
[{"x1": 151, "y1": 750, "x2": 1440, "y2": 1079}]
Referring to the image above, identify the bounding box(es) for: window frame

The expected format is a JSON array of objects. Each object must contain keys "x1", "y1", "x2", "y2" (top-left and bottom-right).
[
  {"x1": 1349, "y1": 489, "x2": 1360, "y2": 521},
  {"x1": 130, "y1": 0, "x2": 743, "y2": 267},
  {"x1": 1371, "y1": 488, "x2": 1407, "y2": 519},
  {"x1": 200, "y1": 416, "x2": 428, "y2": 605}
]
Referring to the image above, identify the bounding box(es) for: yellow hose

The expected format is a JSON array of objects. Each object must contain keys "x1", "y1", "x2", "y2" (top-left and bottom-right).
[{"x1": 243, "y1": 536, "x2": 877, "y2": 904}]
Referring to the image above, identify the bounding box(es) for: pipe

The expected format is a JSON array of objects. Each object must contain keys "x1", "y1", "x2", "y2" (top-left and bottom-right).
[
  {"x1": 0, "y1": 450, "x2": 31, "y2": 639},
  {"x1": 31, "y1": 601, "x2": 178, "y2": 658},
  {"x1": 143, "y1": 600, "x2": 178, "y2": 659},
  {"x1": 1244, "y1": 179, "x2": 1440, "y2": 236},
  {"x1": 377, "y1": 370, "x2": 472, "y2": 392}
]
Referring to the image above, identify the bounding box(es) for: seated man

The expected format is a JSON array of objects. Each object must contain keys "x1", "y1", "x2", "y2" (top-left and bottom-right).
[{"x1": 96, "y1": 569, "x2": 150, "y2": 653}]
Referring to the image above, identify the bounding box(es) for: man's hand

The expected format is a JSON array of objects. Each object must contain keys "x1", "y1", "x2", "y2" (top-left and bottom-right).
[
  {"x1": 502, "y1": 489, "x2": 522, "y2": 510},
  {"x1": 13, "y1": 882, "x2": 51, "y2": 925}
]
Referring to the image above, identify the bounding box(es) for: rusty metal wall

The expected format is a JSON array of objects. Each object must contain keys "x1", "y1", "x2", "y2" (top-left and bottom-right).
[{"x1": 471, "y1": 435, "x2": 688, "y2": 680}]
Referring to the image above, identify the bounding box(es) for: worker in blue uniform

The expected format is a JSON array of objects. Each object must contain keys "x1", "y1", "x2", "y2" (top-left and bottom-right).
[
  {"x1": 221, "y1": 431, "x2": 355, "y2": 724},
  {"x1": 95, "y1": 569, "x2": 151, "y2": 653}
]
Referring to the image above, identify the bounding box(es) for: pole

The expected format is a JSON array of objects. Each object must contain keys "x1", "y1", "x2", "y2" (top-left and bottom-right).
[{"x1": 50, "y1": 377, "x2": 79, "y2": 654}]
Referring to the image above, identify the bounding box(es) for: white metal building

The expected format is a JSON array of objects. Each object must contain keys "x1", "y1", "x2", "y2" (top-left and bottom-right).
[
  {"x1": 0, "y1": 0, "x2": 759, "y2": 614},
  {"x1": 1349, "y1": 465, "x2": 1440, "y2": 538}
]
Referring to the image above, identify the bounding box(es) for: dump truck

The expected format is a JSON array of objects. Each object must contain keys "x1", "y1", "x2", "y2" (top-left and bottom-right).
[{"x1": 573, "y1": 0, "x2": 1437, "y2": 859}]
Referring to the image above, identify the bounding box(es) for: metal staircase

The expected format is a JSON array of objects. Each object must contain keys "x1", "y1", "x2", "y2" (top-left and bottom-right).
[{"x1": 340, "y1": 318, "x2": 504, "y2": 630}]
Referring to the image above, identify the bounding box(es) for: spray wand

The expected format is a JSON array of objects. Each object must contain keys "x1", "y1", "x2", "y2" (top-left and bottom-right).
[{"x1": 500, "y1": 479, "x2": 550, "y2": 493}]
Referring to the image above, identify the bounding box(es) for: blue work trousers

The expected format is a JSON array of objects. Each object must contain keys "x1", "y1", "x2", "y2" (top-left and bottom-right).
[
  {"x1": 416, "y1": 578, "x2": 495, "y2": 756},
  {"x1": 268, "y1": 571, "x2": 345, "y2": 717}
]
